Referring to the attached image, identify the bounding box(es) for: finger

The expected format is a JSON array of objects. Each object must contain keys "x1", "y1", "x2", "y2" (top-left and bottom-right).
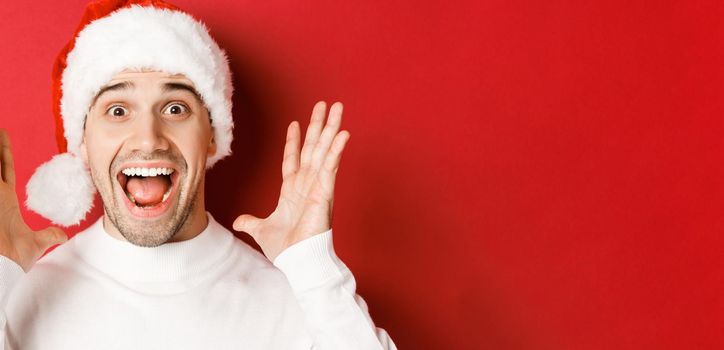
[
  {"x1": 34, "y1": 226, "x2": 68, "y2": 251},
  {"x1": 323, "y1": 131, "x2": 350, "y2": 173},
  {"x1": 232, "y1": 214, "x2": 262, "y2": 236},
  {"x1": 310, "y1": 102, "x2": 343, "y2": 169},
  {"x1": 0, "y1": 129, "x2": 16, "y2": 188},
  {"x1": 320, "y1": 131, "x2": 350, "y2": 196},
  {"x1": 299, "y1": 101, "x2": 327, "y2": 167},
  {"x1": 281, "y1": 121, "x2": 301, "y2": 179}
]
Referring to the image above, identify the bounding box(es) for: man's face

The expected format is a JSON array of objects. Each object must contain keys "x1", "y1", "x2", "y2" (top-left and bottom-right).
[{"x1": 81, "y1": 70, "x2": 216, "y2": 247}]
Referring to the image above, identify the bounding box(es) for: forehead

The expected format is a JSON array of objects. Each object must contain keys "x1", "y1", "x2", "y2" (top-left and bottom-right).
[{"x1": 107, "y1": 69, "x2": 195, "y2": 86}]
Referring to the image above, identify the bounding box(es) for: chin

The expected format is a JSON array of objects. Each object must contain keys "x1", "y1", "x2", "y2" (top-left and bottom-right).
[{"x1": 112, "y1": 185, "x2": 200, "y2": 247}]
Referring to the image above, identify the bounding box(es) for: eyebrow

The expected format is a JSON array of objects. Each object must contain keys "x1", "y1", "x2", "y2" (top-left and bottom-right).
[
  {"x1": 162, "y1": 82, "x2": 205, "y2": 105},
  {"x1": 91, "y1": 81, "x2": 134, "y2": 107}
]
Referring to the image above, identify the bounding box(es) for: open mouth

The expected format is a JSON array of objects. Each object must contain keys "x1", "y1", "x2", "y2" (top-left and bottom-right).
[{"x1": 116, "y1": 164, "x2": 180, "y2": 216}]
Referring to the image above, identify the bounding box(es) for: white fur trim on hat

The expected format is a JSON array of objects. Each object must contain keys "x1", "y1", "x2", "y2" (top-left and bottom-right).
[
  {"x1": 61, "y1": 5, "x2": 234, "y2": 168},
  {"x1": 26, "y1": 153, "x2": 96, "y2": 227}
]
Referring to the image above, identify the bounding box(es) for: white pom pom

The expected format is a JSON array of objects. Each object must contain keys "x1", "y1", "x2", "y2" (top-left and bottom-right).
[{"x1": 25, "y1": 153, "x2": 96, "y2": 227}]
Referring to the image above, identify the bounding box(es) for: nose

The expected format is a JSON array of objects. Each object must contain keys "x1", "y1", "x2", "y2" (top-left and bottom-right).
[{"x1": 126, "y1": 110, "x2": 170, "y2": 154}]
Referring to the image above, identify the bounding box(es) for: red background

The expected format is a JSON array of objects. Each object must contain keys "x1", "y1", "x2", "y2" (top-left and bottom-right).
[{"x1": 1, "y1": 1, "x2": 723, "y2": 348}]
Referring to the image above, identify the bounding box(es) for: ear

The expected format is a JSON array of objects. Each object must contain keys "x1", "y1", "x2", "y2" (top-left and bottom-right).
[
  {"x1": 80, "y1": 136, "x2": 89, "y2": 164},
  {"x1": 79, "y1": 115, "x2": 90, "y2": 165},
  {"x1": 207, "y1": 127, "x2": 217, "y2": 157}
]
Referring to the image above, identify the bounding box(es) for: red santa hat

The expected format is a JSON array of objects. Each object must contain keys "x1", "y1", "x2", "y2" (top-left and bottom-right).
[{"x1": 25, "y1": 0, "x2": 234, "y2": 226}]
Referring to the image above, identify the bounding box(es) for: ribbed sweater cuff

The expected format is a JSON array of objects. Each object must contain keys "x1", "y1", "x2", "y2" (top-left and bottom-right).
[
  {"x1": 273, "y1": 230, "x2": 344, "y2": 292},
  {"x1": 0, "y1": 255, "x2": 25, "y2": 306}
]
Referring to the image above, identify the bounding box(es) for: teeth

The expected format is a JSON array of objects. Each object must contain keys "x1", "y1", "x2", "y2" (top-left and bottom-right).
[{"x1": 121, "y1": 167, "x2": 175, "y2": 177}]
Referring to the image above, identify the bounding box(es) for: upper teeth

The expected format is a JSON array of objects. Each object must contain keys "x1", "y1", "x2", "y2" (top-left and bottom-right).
[{"x1": 121, "y1": 167, "x2": 175, "y2": 177}]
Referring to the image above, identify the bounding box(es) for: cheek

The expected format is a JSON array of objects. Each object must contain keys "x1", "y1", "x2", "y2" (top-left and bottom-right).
[
  {"x1": 173, "y1": 120, "x2": 213, "y2": 160},
  {"x1": 83, "y1": 133, "x2": 120, "y2": 174},
  {"x1": 85, "y1": 117, "x2": 123, "y2": 152},
  {"x1": 177, "y1": 138, "x2": 211, "y2": 167}
]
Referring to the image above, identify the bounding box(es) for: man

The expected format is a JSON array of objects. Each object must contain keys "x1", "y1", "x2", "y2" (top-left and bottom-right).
[{"x1": 0, "y1": 0, "x2": 395, "y2": 349}]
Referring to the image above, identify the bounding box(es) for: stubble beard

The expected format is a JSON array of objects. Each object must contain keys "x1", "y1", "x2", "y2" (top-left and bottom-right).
[{"x1": 90, "y1": 150, "x2": 199, "y2": 247}]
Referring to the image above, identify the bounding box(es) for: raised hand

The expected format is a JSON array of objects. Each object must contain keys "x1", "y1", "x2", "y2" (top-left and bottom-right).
[
  {"x1": 0, "y1": 130, "x2": 68, "y2": 273},
  {"x1": 233, "y1": 101, "x2": 350, "y2": 262}
]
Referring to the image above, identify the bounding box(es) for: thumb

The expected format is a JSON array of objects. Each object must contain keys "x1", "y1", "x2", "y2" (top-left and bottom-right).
[
  {"x1": 34, "y1": 226, "x2": 68, "y2": 251},
  {"x1": 232, "y1": 214, "x2": 262, "y2": 236}
]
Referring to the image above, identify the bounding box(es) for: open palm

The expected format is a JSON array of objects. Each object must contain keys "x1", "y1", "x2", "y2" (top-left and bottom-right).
[
  {"x1": 0, "y1": 130, "x2": 68, "y2": 273},
  {"x1": 233, "y1": 101, "x2": 350, "y2": 262}
]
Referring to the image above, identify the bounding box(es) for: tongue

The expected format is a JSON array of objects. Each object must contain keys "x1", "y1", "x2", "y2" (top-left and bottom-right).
[{"x1": 126, "y1": 176, "x2": 169, "y2": 206}]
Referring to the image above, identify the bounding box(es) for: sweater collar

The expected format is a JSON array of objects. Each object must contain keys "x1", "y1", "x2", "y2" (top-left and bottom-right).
[{"x1": 72, "y1": 212, "x2": 234, "y2": 286}]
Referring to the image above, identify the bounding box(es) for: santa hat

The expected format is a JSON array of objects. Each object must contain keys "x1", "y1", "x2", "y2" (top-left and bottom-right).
[{"x1": 25, "y1": 0, "x2": 234, "y2": 226}]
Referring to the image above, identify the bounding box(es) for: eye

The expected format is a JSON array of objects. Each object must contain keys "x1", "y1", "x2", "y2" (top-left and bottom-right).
[
  {"x1": 106, "y1": 105, "x2": 128, "y2": 117},
  {"x1": 163, "y1": 103, "x2": 189, "y2": 115}
]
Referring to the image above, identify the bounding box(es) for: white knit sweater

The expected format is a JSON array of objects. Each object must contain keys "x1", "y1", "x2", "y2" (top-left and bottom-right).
[{"x1": 0, "y1": 213, "x2": 395, "y2": 349}]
